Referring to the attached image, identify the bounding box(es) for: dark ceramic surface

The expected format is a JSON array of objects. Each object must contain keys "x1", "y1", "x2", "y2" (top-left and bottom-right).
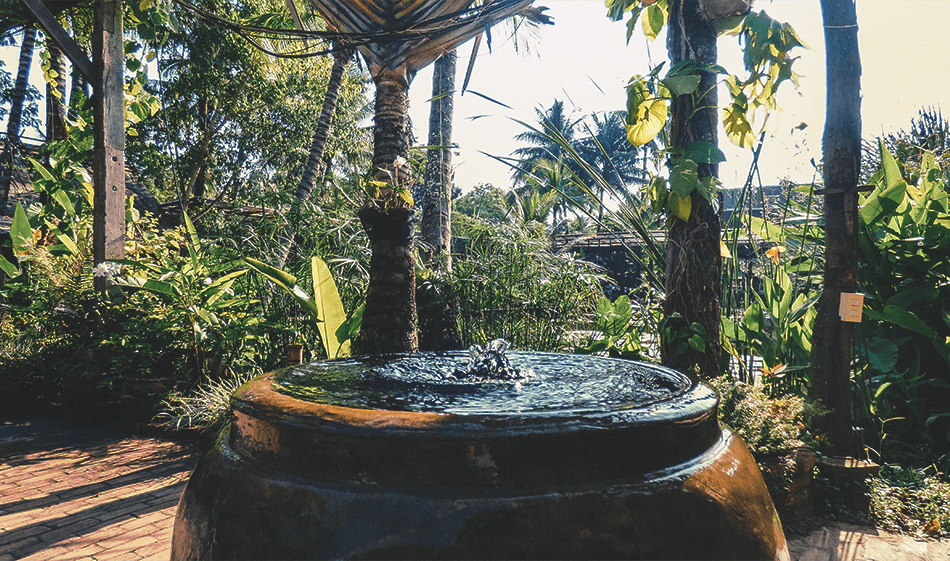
[{"x1": 172, "y1": 355, "x2": 789, "y2": 560}]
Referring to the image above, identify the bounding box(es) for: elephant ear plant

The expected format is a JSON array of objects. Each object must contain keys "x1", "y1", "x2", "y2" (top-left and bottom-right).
[{"x1": 244, "y1": 256, "x2": 360, "y2": 359}]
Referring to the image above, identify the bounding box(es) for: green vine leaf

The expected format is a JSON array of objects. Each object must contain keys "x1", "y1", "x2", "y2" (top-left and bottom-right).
[
  {"x1": 625, "y1": 77, "x2": 668, "y2": 147},
  {"x1": 661, "y1": 75, "x2": 701, "y2": 97},
  {"x1": 697, "y1": 176, "x2": 719, "y2": 202},
  {"x1": 723, "y1": 95, "x2": 756, "y2": 149},
  {"x1": 642, "y1": 2, "x2": 667, "y2": 41},
  {"x1": 668, "y1": 192, "x2": 691, "y2": 222},
  {"x1": 683, "y1": 140, "x2": 727, "y2": 164},
  {"x1": 670, "y1": 158, "x2": 698, "y2": 198}
]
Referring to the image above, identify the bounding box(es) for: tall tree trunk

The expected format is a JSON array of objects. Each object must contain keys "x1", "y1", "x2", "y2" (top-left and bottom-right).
[
  {"x1": 45, "y1": 36, "x2": 68, "y2": 142},
  {"x1": 418, "y1": 49, "x2": 462, "y2": 352},
  {"x1": 0, "y1": 26, "x2": 37, "y2": 216},
  {"x1": 661, "y1": 0, "x2": 721, "y2": 379},
  {"x1": 295, "y1": 47, "x2": 352, "y2": 202},
  {"x1": 812, "y1": 0, "x2": 861, "y2": 456},
  {"x1": 353, "y1": 67, "x2": 418, "y2": 355},
  {"x1": 274, "y1": 47, "x2": 352, "y2": 269},
  {"x1": 420, "y1": 50, "x2": 455, "y2": 267}
]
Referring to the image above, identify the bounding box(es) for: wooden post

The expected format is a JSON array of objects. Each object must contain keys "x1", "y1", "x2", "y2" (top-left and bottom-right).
[
  {"x1": 812, "y1": 0, "x2": 861, "y2": 456},
  {"x1": 92, "y1": 0, "x2": 125, "y2": 286}
]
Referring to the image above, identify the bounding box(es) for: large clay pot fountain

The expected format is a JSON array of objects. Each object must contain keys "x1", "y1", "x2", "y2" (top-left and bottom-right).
[{"x1": 171, "y1": 344, "x2": 789, "y2": 560}]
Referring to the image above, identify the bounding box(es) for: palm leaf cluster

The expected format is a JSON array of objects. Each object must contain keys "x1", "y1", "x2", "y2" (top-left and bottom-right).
[
  {"x1": 509, "y1": 100, "x2": 654, "y2": 229},
  {"x1": 305, "y1": 0, "x2": 537, "y2": 79}
]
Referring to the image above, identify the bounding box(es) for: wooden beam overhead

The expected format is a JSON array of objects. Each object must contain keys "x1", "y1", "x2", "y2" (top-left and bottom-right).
[{"x1": 19, "y1": 0, "x2": 95, "y2": 84}]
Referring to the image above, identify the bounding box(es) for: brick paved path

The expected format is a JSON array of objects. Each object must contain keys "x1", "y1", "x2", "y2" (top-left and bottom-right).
[{"x1": 0, "y1": 418, "x2": 200, "y2": 561}]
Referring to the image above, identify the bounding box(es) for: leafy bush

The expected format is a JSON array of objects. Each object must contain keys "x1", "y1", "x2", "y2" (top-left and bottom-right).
[
  {"x1": 709, "y1": 376, "x2": 821, "y2": 456},
  {"x1": 868, "y1": 465, "x2": 950, "y2": 538},
  {"x1": 854, "y1": 143, "x2": 950, "y2": 464},
  {"x1": 574, "y1": 293, "x2": 661, "y2": 361}
]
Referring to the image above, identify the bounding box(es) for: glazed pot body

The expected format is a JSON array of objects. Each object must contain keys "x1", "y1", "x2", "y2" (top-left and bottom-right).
[{"x1": 172, "y1": 353, "x2": 789, "y2": 560}]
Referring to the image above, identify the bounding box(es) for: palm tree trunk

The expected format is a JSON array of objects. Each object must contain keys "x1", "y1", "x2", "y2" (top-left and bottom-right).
[
  {"x1": 661, "y1": 0, "x2": 722, "y2": 379},
  {"x1": 273, "y1": 47, "x2": 352, "y2": 269},
  {"x1": 295, "y1": 47, "x2": 352, "y2": 202},
  {"x1": 420, "y1": 50, "x2": 455, "y2": 266},
  {"x1": 812, "y1": 0, "x2": 861, "y2": 456},
  {"x1": 418, "y1": 49, "x2": 462, "y2": 351},
  {"x1": 353, "y1": 68, "x2": 418, "y2": 355},
  {"x1": 0, "y1": 26, "x2": 37, "y2": 216}
]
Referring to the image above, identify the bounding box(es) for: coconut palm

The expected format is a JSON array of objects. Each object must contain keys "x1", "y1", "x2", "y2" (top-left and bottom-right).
[
  {"x1": 575, "y1": 111, "x2": 652, "y2": 226},
  {"x1": 305, "y1": 0, "x2": 538, "y2": 354},
  {"x1": 511, "y1": 99, "x2": 582, "y2": 184},
  {"x1": 274, "y1": 44, "x2": 354, "y2": 269},
  {"x1": 0, "y1": 25, "x2": 38, "y2": 215}
]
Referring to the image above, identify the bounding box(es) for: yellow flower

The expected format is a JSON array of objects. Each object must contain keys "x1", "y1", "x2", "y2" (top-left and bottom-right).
[{"x1": 765, "y1": 245, "x2": 786, "y2": 265}]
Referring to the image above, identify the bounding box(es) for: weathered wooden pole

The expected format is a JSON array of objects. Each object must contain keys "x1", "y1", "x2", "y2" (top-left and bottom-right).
[
  {"x1": 812, "y1": 0, "x2": 861, "y2": 456},
  {"x1": 20, "y1": 0, "x2": 125, "y2": 287},
  {"x1": 92, "y1": 0, "x2": 126, "y2": 284}
]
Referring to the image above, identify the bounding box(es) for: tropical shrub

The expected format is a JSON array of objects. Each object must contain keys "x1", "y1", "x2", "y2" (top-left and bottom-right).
[
  {"x1": 574, "y1": 293, "x2": 661, "y2": 361},
  {"x1": 867, "y1": 465, "x2": 950, "y2": 538},
  {"x1": 853, "y1": 143, "x2": 950, "y2": 464},
  {"x1": 708, "y1": 375, "x2": 821, "y2": 456},
  {"x1": 452, "y1": 220, "x2": 606, "y2": 351}
]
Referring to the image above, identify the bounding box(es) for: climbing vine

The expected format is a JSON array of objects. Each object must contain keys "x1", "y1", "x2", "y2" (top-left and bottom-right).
[{"x1": 606, "y1": 0, "x2": 806, "y2": 224}]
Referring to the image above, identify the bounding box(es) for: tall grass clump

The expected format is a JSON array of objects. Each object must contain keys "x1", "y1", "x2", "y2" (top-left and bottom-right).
[{"x1": 452, "y1": 220, "x2": 606, "y2": 352}]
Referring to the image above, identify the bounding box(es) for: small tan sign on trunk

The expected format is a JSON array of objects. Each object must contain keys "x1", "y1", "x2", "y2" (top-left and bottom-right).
[{"x1": 838, "y1": 292, "x2": 864, "y2": 323}]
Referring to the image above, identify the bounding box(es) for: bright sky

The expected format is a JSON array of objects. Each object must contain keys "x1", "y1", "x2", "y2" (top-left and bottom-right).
[
  {"x1": 4, "y1": 1, "x2": 947, "y2": 194},
  {"x1": 407, "y1": 0, "x2": 950, "y2": 192}
]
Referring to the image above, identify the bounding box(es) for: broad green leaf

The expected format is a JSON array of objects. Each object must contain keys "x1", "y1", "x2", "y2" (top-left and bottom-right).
[
  {"x1": 879, "y1": 141, "x2": 903, "y2": 188},
  {"x1": 335, "y1": 302, "x2": 365, "y2": 354},
  {"x1": 115, "y1": 276, "x2": 182, "y2": 298},
  {"x1": 670, "y1": 159, "x2": 698, "y2": 198},
  {"x1": 661, "y1": 75, "x2": 700, "y2": 96},
  {"x1": 742, "y1": 302, "x2": 763, "y2": 332},
  {"x1": 207, "y1": 268, "x2": 248, "y2": 289},
  {"x1": 859, "y1": 179, "x2": 906, "y2": 226},
  {"x1": 642, "y1": 3, "x2": 666, "y2": 41},
  {"x1": 626, "y1": 97, "x2": 668, "y2": 146},
  {"x1": 865, "y1": 306, "x2": 935, "y2": 339},
  {"x1": 747, "y1": 216, "x2": 784, "y2": 242},
  {"x1": 697, "y1": 176, "x2": 719, "y2": 202},
  {"x1": 312, "y1": 256, "x2": 350, "y2": 358},
  {"x1": 683, "y1": 141, "x2": 727, "y2": 164},
  {"x1": 51, "y1": 228, "x2": 78, "y2": 255},
  {"x1": 865, "y1": 337, "x2": 899, "y2": 373},
  {"x1": 182, "y1": 213, "x2": 201, "y2": 269},
  {"x1": 244, "y1": 257, "x2": 321, "y2": 324},
  {"x1": 723, "y1": 93, "x2": 756, "y2": 149},
  {"x1": 11, "y1": 202, "x2": 32, "y2": 255},
  {"x1": 0, "y1": 254, "x2": 18, "y2": 277},
  {"x1": 687, "y1": 334, "x2": 706, "y2": 352},
  {"x1": 51, "y1": 189, "x2": 75, "y2": 215},
  {"x1": 598, "y1": 295, "x2": 631, "y2": 338},
  {"x1": 244, "y1": 257, "x2": 298, "y2": 288},
  {"x1": 27, "y1": 157, "x2": 55, "y2": 183},
  {"x1": 668, "y1": 191, "x2": 691, "y2": 221}
]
